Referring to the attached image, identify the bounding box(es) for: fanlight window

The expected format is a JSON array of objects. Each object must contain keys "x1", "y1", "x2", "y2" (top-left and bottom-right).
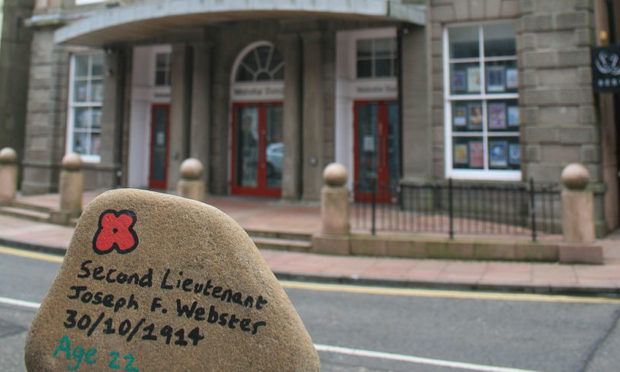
[{"x1": 235, "y1": 44, "x2": 284, "y2": 82}]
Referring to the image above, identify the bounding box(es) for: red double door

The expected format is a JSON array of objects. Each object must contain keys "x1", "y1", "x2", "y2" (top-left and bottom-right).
[
  {"x1": 354, "y1": 101, "x2": 400, "y2": 203},
  {"x1": 231, "y1": 102, "x2": 283, "y2": 197}
]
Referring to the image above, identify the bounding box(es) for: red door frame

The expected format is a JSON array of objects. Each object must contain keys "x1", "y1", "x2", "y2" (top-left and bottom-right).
[
  {"x1": 149, "y1": 103, "x2": 170, "y2": 190},
  {"x1": 230, "y1": 101, "x2": 282, "y2": 198},
  {"x1": 353, "y1": 100, "x2": 398, "y2": 203}
]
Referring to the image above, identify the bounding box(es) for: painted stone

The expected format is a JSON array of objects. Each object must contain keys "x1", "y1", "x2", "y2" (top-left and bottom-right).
[{"x1": 25, "y1": 189, "x2": 319, "y2": 371}]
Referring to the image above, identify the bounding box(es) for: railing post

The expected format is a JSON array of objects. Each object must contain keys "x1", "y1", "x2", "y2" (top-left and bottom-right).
[
  {"x1": 371, "y1": 177, "x2": 376, "y2": 236},
  {"x1": 530, "y1": 178, "x2": 537, "y2": 241},
  {"x1": 448, "y1": 178, "x2": 454, "y2": 239}
]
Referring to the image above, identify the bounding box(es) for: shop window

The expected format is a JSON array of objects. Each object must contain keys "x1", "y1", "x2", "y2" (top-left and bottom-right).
[
  {"x1": 356, "y1": 37, "x2": 397, "y2": 78},
  {"x1": 154, "y1": 52, "x2": 171, "y2": 87},
  {"x1": 235, "y1": 44, "x2": 284, "y2": 82},
  {"x1": 67, "y1": 53, "x2": 104, "y2": 162},
  {"x1": 444, "y1": 23, "x2": 520, "y2": 180}
]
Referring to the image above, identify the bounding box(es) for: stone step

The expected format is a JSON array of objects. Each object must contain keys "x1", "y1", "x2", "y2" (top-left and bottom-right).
[
  {"x1": 251, "y1": 236, "x2": 312, "y2": 252},
  {"x1": 11, "y1": 200, "x2": 54, "y2": 214},
  {"x1": 0, "y1": 205, "x2": 50, "y2": 223},
  {"x1": 246, "y1": 229, "x2": 312, "y2": 243}
]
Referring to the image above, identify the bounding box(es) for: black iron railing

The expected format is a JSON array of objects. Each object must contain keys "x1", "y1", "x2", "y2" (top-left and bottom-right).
[{"x1": 352, "y1": 179, "x2": 561, "y2": 241}]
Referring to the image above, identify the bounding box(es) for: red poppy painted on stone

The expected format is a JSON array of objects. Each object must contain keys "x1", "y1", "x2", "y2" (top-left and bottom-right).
[{"x1": 92, "y1": 210, "x2": 138, "y2": 254}]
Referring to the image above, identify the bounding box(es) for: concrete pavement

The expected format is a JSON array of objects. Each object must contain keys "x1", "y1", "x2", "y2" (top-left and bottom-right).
[{"x1": 1, "y1": 189, "x2": 620, "y2": 296}]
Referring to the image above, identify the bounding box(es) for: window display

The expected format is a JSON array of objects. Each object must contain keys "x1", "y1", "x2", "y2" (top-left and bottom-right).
[{"x1": 445, "y1": 22, "x2": 519, "y2": 177}]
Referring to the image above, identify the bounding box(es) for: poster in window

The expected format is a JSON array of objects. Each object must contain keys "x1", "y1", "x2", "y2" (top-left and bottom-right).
[
  {"x1": 506, "y1": 68, "x2": 518, "y2": 89},
  {"x1": 92, "y1": 109, "x2": 102, "y2": 129},
  {"x1": 454, "y1": 143, "x2": 468, "y2": 165},
  {"x1": 487, "y1": 66, "x2": 505, "y2": 92},
  {"x1": 452, "y1": 70, "x2": 466, "y2": 92},
  {"x1": 488, "y1": 102, "x2": 507, "y2": 129},
  {"x1": 363, "y1": 136, "x2": 375, "y2": 152},
  {"x1": 92, "y1": 135, "x2": 101, "y2": 156},
  {"x1": 489, "y1": 140, "x2": 508, "y2": 167},
  {"x1": 453, "y1": 105, "x2": 467, "y2": 127},
  {"x1": 507, "y1": 106, "x2": 519, "y2": 127},
  {"x1": 469, "y1": 141, "x2": 484, "y2": 168},
  {"x1": 508, "y1": 143, "x2": 521, "y2": 165},
  {"x1": 91, "y1": 82, "x2": 104, "y2": 102},
  {"x1": 468, "y1": 102, "x2": 483, "y2": 130},
  {"x1": 467, "y1": 67, "x2": 480, "y2": 92}
]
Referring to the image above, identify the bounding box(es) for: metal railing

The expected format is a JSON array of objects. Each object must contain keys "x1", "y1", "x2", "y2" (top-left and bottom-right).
[{"x1": 352, "y1": 179, "x2": 561, "y2": 241}]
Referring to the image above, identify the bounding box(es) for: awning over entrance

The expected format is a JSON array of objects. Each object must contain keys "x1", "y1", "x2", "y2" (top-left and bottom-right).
[{"x1": 53, "y1": 0, "x2": 426, "y2": 46}]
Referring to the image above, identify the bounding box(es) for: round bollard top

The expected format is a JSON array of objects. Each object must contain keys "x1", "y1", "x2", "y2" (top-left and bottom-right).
[
  {"x1": 62, "y1": 153, "x2": 83, "y2": 171},
  {"x1": 0, "y1": 147, "x2": 17, "y2": 164},
  {"x1": 180, "y1": 158, "x2": 204, "y2": 180},
  {"x1": 561, "y1": 163, "x2": 590, "y2": 190},
  {"x1": 323, "y1": 163, "x2": 348, "y2": 187}
]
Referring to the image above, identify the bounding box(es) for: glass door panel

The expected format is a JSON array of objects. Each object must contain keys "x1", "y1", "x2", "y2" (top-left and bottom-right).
[
  {"x1": 149, "y1": 104, "x2": 169, "y2": 189},
  {"x1": 235, "y1": 106, "x2": 259, "y2": 188},
  {"x1": 357, "y1": 103, "x2": 378, "y2": 193},
  {"x1": 265, "y1": 106, "x2": 283, "y2": 189},
  {"x1": 387, "y1": 103, "x2": 400, "y2": 190}
]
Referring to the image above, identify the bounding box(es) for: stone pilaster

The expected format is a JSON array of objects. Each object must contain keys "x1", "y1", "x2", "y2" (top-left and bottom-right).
[
  {"x1": 169, "y1": 43, "x2": 191, "y2": 191},
  {"x1": 189, "y1": 41, "x2": 213, "y2": 191},
  {"x1": 301, "y1": 31, "x2": 324, "y2": 201},
  {"x1": 99, "y1": 47, "x2": 128, "y2": 189},
  {"x1": 400, "y1": 25, "x2": 431, "y2": 182},
  {"x1": 278, "y1": 33, "x2": 302, "y2": 200}
]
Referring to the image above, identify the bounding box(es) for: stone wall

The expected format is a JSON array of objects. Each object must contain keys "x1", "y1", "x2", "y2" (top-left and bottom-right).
[{"x1": 517, "y1": 0, "x2": 603, "y2": 234}]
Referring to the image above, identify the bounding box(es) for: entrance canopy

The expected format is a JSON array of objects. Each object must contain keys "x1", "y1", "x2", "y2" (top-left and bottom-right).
[{"x1": 54, "y1": 0, "x2": 425, "y2": 47}]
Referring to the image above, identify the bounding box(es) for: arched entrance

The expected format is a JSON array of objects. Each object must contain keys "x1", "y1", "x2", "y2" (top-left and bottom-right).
[{"x1": 230, "y1": 42, "x2": 284, "y2": 197}]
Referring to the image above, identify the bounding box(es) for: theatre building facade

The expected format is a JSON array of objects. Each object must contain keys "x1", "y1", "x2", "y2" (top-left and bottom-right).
[{"x1": 18, "y1": 0, "x2": 620, "y2": 235}]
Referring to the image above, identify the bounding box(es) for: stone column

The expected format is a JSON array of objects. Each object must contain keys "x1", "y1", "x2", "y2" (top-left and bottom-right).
[
  {"x1": 0, "y1": 148, "x2": 18, "y2": 204},
  {"x1": 189, "y1": 41, "x2": 213, "y2": 190},
  {"x1": 561, "y1": 163, "x2": 595, "y2": 243},
  {"x1": 278, "y1": 33, "x2": 302, "y2": 200},
  {"x1": 51, "y1": 153, "x2": 83, "y2": 224},
  {"x1": 169, "y1": 44, "x2": 192, "y2": 191},
  {"x1": 99, "y1": 47, "x2": 127, "y2": 189},
  {"x1": 178, "y1": 158, "x2": 205, "y2": 202},
  {"x1": 312, "y1": 163, "x2": 350, "y2": 255},
  {"x1": 301, "y1": 31, "x2": 324, "y2": 201},
  {"x1": 400, "y1": 26, "x2": 431, "y2": 182}
]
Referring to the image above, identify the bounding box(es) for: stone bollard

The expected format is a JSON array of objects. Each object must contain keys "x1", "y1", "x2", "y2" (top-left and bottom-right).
[
  {"x1": 56, "y1": 153, "x2": 83, "y2": 223},
  {"x1": 0, "y1": 147, "x2": 18, "y2": 204},
  {"x1": 178, "y1": 158, "x2": 205, "y2": 201},
  {"x1": 561, "y1": 163, "x2": 595, "y2": 243},
  {"x1": 312, "y1": 163, "x2": 351, "y2": 255},
  {"x1": 321, "y1": 163, "x2": 350, "y2": 234}
]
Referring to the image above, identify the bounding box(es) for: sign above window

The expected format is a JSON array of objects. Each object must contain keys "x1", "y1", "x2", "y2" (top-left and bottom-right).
[{"x1": 591, "y1": 45, "x2": 620, "y2": 93}]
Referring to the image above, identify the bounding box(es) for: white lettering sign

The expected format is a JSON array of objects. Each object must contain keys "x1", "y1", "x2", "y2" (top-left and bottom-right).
[{"x1": 231, "y1": 83, "x2": 284, "y2": 101}]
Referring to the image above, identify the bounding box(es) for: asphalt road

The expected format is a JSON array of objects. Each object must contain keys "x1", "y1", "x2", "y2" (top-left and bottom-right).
[{"x1": 2, "y1": 246, "x2": 620, "y2": 372}]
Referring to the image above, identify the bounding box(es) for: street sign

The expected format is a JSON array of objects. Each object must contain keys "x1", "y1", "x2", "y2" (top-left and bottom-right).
[{"x1": 591, "y1": 45, "x2": 620, "y2": 93}]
